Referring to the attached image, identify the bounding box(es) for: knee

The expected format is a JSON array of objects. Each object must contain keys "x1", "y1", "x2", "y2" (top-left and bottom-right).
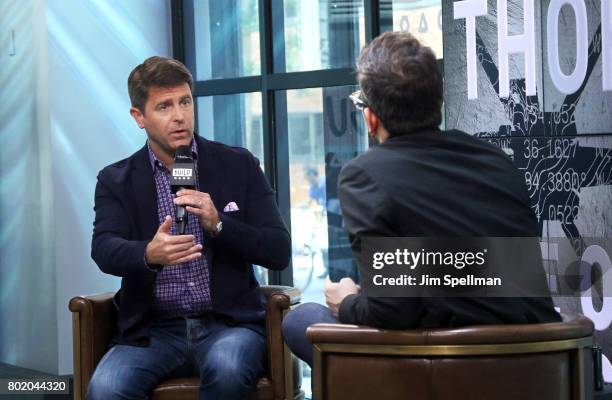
[
  {"x1": 201, "y1": 338, "x2": 264, "y2": 390},
  {"x1": 281, "y1": 309, "x2": 300, "y2": 345},
  {"x1": 201, "y1": 351, "x2": 259, "y2": 396},
  {"x1": 282, "y1": 302, "x2": 330, "y2": 341},
  {"x1": 87, "y1": 369, "x2": 120, "y2": 400},
  {"x1": 87, "y1": 366, "x2": 143, "y2": 400},
  {"x1": 210, "y1": 357, "x2": 247, "y2": 383}
]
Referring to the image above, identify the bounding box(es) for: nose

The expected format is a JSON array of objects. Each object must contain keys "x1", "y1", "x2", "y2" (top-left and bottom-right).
[{"x1": 172, "y1": 105, "x2": 185, "y2": 123}]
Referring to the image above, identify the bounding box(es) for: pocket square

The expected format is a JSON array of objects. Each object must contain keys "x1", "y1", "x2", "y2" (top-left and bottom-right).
[{"x1": 223, "y1": 201, "x2": 239, "y2": 212}]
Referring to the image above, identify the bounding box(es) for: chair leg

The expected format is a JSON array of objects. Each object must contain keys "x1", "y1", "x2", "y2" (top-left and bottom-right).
[
  {"x1": 312, "y1": 345, "x2": 323, "y2": 400},
  {"x1": 570, "y1": 346, "x2": 585, "y2": 400}
]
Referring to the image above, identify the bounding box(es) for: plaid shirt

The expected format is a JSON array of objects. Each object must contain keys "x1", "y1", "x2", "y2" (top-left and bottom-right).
[{"x1": 147, "y1": 140, "x2": 212, "y2": 318}]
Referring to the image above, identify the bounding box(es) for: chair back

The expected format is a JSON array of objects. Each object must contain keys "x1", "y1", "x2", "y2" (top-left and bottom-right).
[{"x1": 307, "y1": 314, "x2": 594, "y2": 400}]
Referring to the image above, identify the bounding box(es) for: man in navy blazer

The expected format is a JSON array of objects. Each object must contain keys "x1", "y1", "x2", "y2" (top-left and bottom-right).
[{"x1": 88, "y1": 56, "x2": 290, "y2": 400}]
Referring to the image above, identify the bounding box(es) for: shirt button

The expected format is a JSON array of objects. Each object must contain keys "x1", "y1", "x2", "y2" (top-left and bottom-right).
[{"x1": 188, "y1": 282, "x2": 195, "y2": 287}]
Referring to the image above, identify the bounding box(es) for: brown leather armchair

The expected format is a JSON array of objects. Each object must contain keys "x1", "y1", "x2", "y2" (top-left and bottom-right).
[
  {"x1": 69, "y1": 285, "x2": 304, "y2": 400},
  {"x1": 307, "y1": 314, "x2": 594, "y2": 400}
]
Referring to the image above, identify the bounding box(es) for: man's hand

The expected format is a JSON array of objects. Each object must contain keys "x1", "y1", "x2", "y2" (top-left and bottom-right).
[
  {"x1": 325, "y1": 277, "x2": 360, "y2": 318},
  {"x1": 145, "y1": 216, "x2": 202, "y2": 266},
  {"x1": 173, "y1": 189, "x2": 220, "y2": 233}
]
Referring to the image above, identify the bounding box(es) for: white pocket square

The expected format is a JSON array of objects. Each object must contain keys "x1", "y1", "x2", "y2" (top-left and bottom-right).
[{"x1": 223, "y1": 201, "x2": 239, "y2": 212}]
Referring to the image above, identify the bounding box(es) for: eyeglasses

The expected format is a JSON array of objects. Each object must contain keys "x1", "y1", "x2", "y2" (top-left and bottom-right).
[{"x1": 348, "y1": 90, "x2": 368, "y2": 111}]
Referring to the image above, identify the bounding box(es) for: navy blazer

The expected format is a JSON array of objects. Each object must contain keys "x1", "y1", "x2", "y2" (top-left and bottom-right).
[{"x1": 91, "y1": 136, "x2": 291, "y2": 346}]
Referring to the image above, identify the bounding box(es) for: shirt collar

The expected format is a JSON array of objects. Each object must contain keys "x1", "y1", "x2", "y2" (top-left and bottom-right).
[{"x1": 147, "y1": 138, "x2": 198, "y2": 172}]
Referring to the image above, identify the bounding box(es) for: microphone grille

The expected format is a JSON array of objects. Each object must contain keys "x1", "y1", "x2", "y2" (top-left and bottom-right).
[{"x1": 174, "y1": 145, "x2": 192, "y2": 161}]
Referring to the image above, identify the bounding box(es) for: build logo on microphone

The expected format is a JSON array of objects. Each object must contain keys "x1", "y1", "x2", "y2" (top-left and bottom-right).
[{"x1": 172, "y1": 168, "x2": 193, "y2": 180}]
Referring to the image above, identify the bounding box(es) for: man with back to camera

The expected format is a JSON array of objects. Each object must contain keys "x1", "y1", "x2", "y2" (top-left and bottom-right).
[
  {"x1": 282, "y1": 31, "x2": 560, "y2": 367},
  {"x1": 88, "y1": 56, "x2": 291, "y2": 399}
]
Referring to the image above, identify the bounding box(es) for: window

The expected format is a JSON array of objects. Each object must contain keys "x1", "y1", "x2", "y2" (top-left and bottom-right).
[
  {"x1": 381, "y1": 0, "x2": 443, "y2": 58},
  {"x1": 174, "y1": 1, "x2": 443, "y2": 396},
  {"x1": 191, "y1": 0, "x2": 261, "y2": 79},
  {"x1": 196, "y1": 93, "x2": 264, "y2": 162},
  {"x1": 275, "y1": 0, "x2": 365, "y2": 72},
  {"x1": 282, "y1": 86, "x2": 367, "y2": 303}
]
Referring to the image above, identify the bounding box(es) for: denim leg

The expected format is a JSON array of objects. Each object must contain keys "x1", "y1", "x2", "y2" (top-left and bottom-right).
[
  {"x1": 281, "y1": 302, "x2": 339, "y2": 367},
  {"x1": 87, "y1": 320, "x2": 189, "y2": 400},
  {"x1": 190, "y1": 318, "x2": 266, "y2": 400}
]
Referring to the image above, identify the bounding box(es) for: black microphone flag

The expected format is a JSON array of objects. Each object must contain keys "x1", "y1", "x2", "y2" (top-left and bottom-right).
[{"x1": 171, "y1": 145, "x2": 195, "y2": 234}]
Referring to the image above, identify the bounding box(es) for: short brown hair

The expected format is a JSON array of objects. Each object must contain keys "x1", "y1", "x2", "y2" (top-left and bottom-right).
[
  {"x1": 127, "y1": 56, "x2": 193, "y2": 113},
  {"x1": 357, "y1": 32, "x2": 443, "y2": 136}
]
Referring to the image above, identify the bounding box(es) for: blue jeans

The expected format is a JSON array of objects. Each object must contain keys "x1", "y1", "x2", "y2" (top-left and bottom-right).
[
  {"x1": 87, "y1": 315, "x2": 266, "y2": 400},
  {"x1": 281, "y1": 303, "x2": 339, "y2": 367}
]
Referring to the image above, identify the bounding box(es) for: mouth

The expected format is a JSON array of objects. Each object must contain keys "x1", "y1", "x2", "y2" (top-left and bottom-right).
[{"x1": 170, "y1": 129, "x2": 189, "y2": 137}]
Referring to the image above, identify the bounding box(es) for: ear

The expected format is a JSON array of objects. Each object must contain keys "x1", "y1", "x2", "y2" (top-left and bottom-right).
[
  {"x1": 362, "y1": 108, "x2": 379, "y2": 135},
  {"x1": 130, "y1": 107, "x2": 145, "y2": 129}
]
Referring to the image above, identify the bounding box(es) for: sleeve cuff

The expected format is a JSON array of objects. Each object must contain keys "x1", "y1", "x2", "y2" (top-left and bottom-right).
[
  {"x1": 143, "y1": 251, "x2": 162, "y2": 272},
  {"x1": 210, "y1": 212, "x2": 239, "y2": 242},
  {"x1": 338, "y1": 293, "x2": 360, "y2": 324}
]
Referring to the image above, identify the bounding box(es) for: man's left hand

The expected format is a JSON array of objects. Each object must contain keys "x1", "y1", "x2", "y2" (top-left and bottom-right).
[
  {"x1": 174, "y1": 189, "x2": 220, "y2": 233},
  {"x1": 325, "y1": 277, "x2": 360, "y2": 318}
]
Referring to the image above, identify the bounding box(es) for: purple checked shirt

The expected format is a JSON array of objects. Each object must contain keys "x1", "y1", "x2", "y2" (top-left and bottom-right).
[{"x1": 148, "y1": 140, "x2": 212, "y2": 318}]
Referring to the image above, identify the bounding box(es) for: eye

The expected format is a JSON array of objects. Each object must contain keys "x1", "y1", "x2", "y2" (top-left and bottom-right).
[
  {"x1": 181, "y1": 98, "x2": 192, "y2": 106},
  {"x1": 157, "y1": 104, "x2": 168, "y2": 111}
]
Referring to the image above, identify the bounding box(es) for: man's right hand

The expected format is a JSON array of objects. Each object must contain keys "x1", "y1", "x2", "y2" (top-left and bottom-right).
[{"x1": 145, "y1": 216, "x2": 202, "y2": 266}]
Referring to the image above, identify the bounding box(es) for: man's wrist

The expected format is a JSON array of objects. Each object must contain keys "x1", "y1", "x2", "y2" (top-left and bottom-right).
[
  {"x1": 144, "y1": 255, "x2": 162, "y2": 272},
  {"x1": 144, "y1": 245, "x2": 162, "y2": 271},
  {"x1": 207, "y1": 213, "x2": 223, "y2": 237},
  {"x1": 337, "y1": 293, "x2": 359, "y2": 323}
]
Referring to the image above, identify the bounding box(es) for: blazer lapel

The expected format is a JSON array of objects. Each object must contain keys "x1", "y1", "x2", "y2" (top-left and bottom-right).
[
  {"x1": 131, "y1": 145, "x2": 158, "y2": 240},
  {"x1": 196, "y1": 136, "x2": 221, "y2": 209},
  {"x1": 195, "y1": 136, "x2": 219, "y2": 264}
]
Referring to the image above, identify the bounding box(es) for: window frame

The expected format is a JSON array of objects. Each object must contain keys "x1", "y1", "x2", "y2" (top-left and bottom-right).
[{"x1": 171, "y1": 0, "x2": 442, "y2": 286}]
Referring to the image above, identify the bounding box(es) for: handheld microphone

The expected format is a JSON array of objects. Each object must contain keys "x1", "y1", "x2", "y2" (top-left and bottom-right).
[{"x1": 170, "y1": 145, "x2": 196, "y2": 234}]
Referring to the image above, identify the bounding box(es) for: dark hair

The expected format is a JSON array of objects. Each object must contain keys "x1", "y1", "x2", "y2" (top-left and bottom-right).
[
  {"x1": 128, "y1": 56, "x2": 193, "y2": 113},
  {"x1": 356, "y1": 32, "x2": 443, "y2": 136}
]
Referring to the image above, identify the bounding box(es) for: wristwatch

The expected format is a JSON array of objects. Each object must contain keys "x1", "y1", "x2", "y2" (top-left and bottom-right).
[{"x1": 210, "y1": 218, "x2": 223, "y2": 237}]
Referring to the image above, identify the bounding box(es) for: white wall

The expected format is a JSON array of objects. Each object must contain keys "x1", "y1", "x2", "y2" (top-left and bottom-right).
[
  {"x1": 0, "y1": 0, "x2": 57, "y2": 374},
  {"x1": 0, "y1": 0, "x2": 172, "y2": 375}
]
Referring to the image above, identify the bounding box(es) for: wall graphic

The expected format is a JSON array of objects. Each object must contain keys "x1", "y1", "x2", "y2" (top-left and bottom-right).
[{"x1": 444, "y1": 0, "x2": 612, "y2": 381}]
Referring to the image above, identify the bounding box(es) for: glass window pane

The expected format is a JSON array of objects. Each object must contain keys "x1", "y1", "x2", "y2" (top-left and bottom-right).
[
  {"x1": 283, "y1": 86, "x2": 367, "y2": 302},
  {"x1": 381, "y1": 0, "x2": 443, "y2": 59},
  {"x1": 192, "y1": 0, "x2": 261, "y2": 79},
  {"x1": 380, "y1": 0, "x2": 445, "y2": 129},
  {"x1": 274, "y1": 0, "x2": 365, "y2": 72},
  {"x1": 196, "y1": 93, "x2": 266, "y2": 284},
  {"x1": 279, "y1": 85, "x2": 367, "y2": 397},
  {"x1": 196, "y1": 93, "x2": 264, "y2": 163}
]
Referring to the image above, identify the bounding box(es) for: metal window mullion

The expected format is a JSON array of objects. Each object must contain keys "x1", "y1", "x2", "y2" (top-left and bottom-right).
[
  {"x1": 171, "y1": 0, "x2": 186, "y2": 63},
  {"x1": 192, "y1": 68, "x2": 355, "y2": 97},
  {"x1": 260, "y1": 0, "x2": 294, "y2": 286},
  {"x1": 267, "y1": 68, "x2": 355, "y2": 90},
  {"x1": 364, "y1": 0, "x2": 380, "y2": 43},
  {"x1": 193, "y1": 76, "x2": 262, "y2": 96}
]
